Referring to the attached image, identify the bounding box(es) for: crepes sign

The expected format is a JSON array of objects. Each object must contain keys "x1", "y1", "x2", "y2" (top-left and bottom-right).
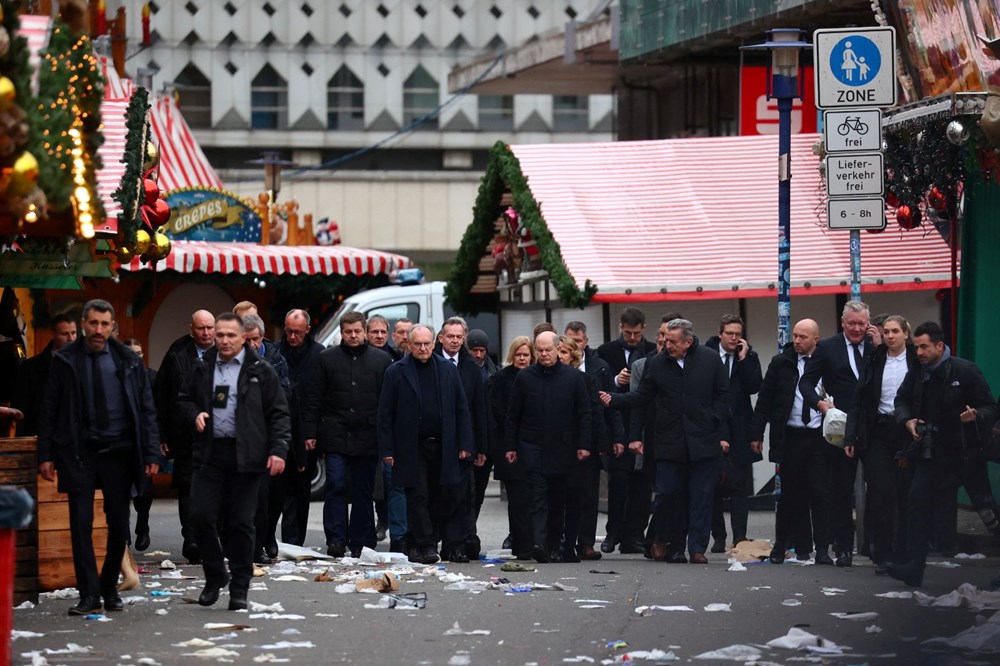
[{"x1": 164, "y1": 188, "x2": 264, "y2": 242}]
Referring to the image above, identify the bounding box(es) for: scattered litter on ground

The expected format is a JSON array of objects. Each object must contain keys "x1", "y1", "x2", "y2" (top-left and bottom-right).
[
  {"x1": 144, "y1": 550, "x2": 170, "y2": 557},
  {"x1": 704, "y1": 603, "x2": 731, "y2": 612},
  {"x1": 273, "y1": 575, "x2": 309, "y2": 582},
  {"x1": 955, "y1": 553, "x2": 986, "y2": 560},
  {"x1": 253, "y1": 654, "x2": 290, "y2": 663},
  {"x1": 38, "y1": 588, "x2": 77, "y2": 600},
  {"x1": 784, "y1": 556, "x2": 815, "y2": 566},
  {"x1": 159, "y1": 570, "x2": 196, "y2": 580},
  {"x1": 11, "y1": 630, "x2": 45, "y2": 640},
  {"x1": 500, "y1": 562, "x2": 536, "y2": 572},
  {"x1": 578, "y1": 605, "x2": 605, "y2": 609},
  {"x1": 635, "y1": 605, "x2": 695, "y2": 615},
  {"x1": 158, "y1": 560, "x2": 176, "y2": 570},
  {"x1": 747, "y1": 586, "x2": 771, "y2": 591},
  {"x1": 730, "y1": 539, "x2": 773, "y2": 563},
  {"x1": 606, "y1": 640, "x2": 628, "y2": 649},
  {"x1": 624, "y1": 649, "x2": 679, "y2": 661},
  {"x1": 928, "y1": 561, "x2": 961, "y2": 568},
  {"x1": 766, "y1": 627, "x2": 844, "y2": 654},
  {"x1": 693, "y1": 644, "x2": 762, "y2": 661},
  {"x1": 183, "y1": 647, "x2": 240, "y2": 659},
  {"x1": 155, "y1": 608, "x2": 169, "y2": 616},
  {"x1": 249, "y1": 601, "x2": 284, "y2": 612},
  {"x1": 444, "y1": 580, "x2": 489, "y2": 592},
  {"x1": 830, "y1": 612, "x2": 878, "y2": 621},
  {"x1": 281, "y1": 628, "x2": 301, "y2": 637},
  {"x1": 14, "y1": 600, "x2": 35, "y2": 609},
  {"x1": 575, "y1": 599, "x2": 611, "y2": 604},
  {"x1": 364, "y1": 592, "x2": 428, "y2": 609},
  {"x1": 913, "y1": 583, "x2": 1000, "y2": 611},
  {"x1": 589, "y1": 570, "x2": 618, "y2": 575},
  {"x1": 821, "y1": 587, "x2": 847, "y2": 596},
  {"x1": 150, "y1": 590, "x2": 179, "y2": 597},
  {"x1": 249, "y1": 613, "x2": 306, "y2": 620},
  {"x1": 781, "y1": 599, "x2": 802, "y2": 607},
  {"x1": 727, "y1": 559, "x2": 747, "y2": 572},
  {"x1": 84, "y1": 613, "x2": 111, "y2": 621},
  {"x1": 173, "y1": 639, "x2": 215, "y2": 648},
  {"x1": 443, "y1": 621, "x2": 491, "y2": 636},
  {"x1": 562, "y1": 657, "x2": 594, "y2": 663},
  {"x1": 203, "y1": 623, "x2": 252, "y2": 631},
  {"x1": 145, "y1": 582, "x2": 162, "y2": 588},
  {"x1": 314, "y1": 613, "x2": 340, "y2": 618},
  {"x1": 447, "y1": 653, "x2": 471, "y2": 665},
  {"x1": 276, "y1": 542, "x2": 333, "y2": 561},
  {"x1": 258, "y1": 641, "x2": 316, "y2": 649},
  {"x1": 922, "y1": 610, "x2": 1000, "y2": 651},
  {"x1": 875, "y1": 591, "x2": 913, "y2": 599},
  {"x1": 866, "y1": 625, "x2": 883, "y2": 633}
]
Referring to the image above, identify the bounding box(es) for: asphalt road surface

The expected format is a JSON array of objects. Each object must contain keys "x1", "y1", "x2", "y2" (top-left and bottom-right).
[{"x1": 10, "y1": 484, "x2": 1000, "y2": 665}]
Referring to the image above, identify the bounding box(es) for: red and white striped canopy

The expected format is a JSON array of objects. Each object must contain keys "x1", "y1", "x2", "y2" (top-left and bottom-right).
[
  {"x1": 508, "y1": 136, "x2": 954, "y2": 301},
  {"x1": 118, "y1": 240, "x2": 411, "y2": 277}
]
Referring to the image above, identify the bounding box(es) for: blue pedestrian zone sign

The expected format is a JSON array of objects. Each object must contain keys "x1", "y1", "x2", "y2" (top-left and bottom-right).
[
  {"x1": 829, "y1": 36, "x2": 881, "y2": 87},
  {"x1": 814, "y1": 27, "x2": 896, "y2": 109}
]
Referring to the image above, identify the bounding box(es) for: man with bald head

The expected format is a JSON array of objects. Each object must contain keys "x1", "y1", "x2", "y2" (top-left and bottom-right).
[
  {"x1": 750, "y1": 319, "x2": 832, "y2": 564},
  {"x1": 276, "y1": 308, "x2": 325, "y2": 546},
  {"x1": 505, "y1": 331, "x2": 593, "y2": 563},
  {"x1": 154, "y1": 309, "x2": 217, "y2": 563}
]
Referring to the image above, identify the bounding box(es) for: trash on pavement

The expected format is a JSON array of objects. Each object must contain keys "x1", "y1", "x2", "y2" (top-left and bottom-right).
[
  {"x1": 364, "y1": 591, "x2": 428, "y2": 609},
  {"x1": 84, "y1": 613, "x2": 110, "y2": 621},
  {"x1": 782, "y1": 599, "x2": 801, "y2": 606},
  {"x1": 248, "y1": 613, "x2": 305, "y2": 620},
  {"x1": 272, "y1": 575, "x2": 309, "y2": 582},
  {"x1": 634, "y1": 605, "x2": 695, "y2": 615},
  {"x1": 158, "y1": 559, "x2": 176, "y2": 570},
  {"x1": 249, "y1": 601, "x2": 284, "y2": 612},
  {"x1": 575, "y1": 599, "x2": 611, "y2": 604},
  {"x1": 588, "y1": 570, "x2": 618, "y2": 575},
  {"x1": 11, "y1": 630, "x2": 44, "y2": 640},
  {"x1": 875, "y1": 591, "x2": 913, "y2": 599},
  {"x1": 866, "y1": 625, "x2": 883, "y2": 633},
  {"x1": 253, "y1": 654, "x2": 290, "y2": 663},
  {"x1": 922, "y1": 610, "x2": 1000, "y2": 652},
  {"x1": 913, "y1": 583, "x2": 1000, "y2": 611},
  {"x1": 747, "y1": 586, "x2": 771, "y2": 591},
  {"x1": 726, "y1": 559, "x2": 747, "y2": 572},
  {"x1": 766, "y1": 627, "x2": 843, "y2": 654},
  {"x1": 204, "y1": 623, "x2": 252, "y2": 631},
  {"x1": 561, "y1": 657, "x2": 594, "y2": 663},
  {"x1": 443, "y1": 580, "x2": 489, "y2": 592},
  {"x1": 729, "y1": 539, "x2": 773, "y2": 562},
  {"x1": 276, "y1": 542, "x2": 333, "y2": 561},
  {"x1": 830, "y1": 612, "x2": 878, "y2": 621},
  {"x1": 955, "y1": 553, "x2": 986, "y2": 560},
  {"x1": 14, "y1": 600, "x2": 34, "y2": 609},
  {"x1": 693, "y1": 644, "x2": 762, "y2": 661},
  {"x1": 500, "y1": 562, "x2": 536, "y2": 572},
  {"x1": 443, "y1": 621, "x2": 491, "y2": 636},
  {"x1": 623, "y1": 649, "x2": 679, "y2": 661},
  {"x1": 183, "y1": 647, "x2": 240, "y2": 659},
  {"x1": 144, "y1": 550, "x2": 170, "y2": 557},
  {"x1": 355, "y1": 572, "x2": 400, "y2": 592},
  {"x1": 928, "y1": 561, "x2": 961, "y2": 568},
  {"x1": 821, "y1": 587, "x2": 847, "y2": 596},
  {"x1": 704, "y1": 603, "x2": 731, "y2": 612},
  {"x1": 606, "y1": 640, "x2": 628, "y2": 649},
  {"x1": 259, "y1": 641, "x2": 316, "y2": 649},
  {"x1": 38, "y1": 587, "x2": 78, "y2": 600},
  {"x1": 173, "y1": 639, "x2": 215, "y2": 648}
]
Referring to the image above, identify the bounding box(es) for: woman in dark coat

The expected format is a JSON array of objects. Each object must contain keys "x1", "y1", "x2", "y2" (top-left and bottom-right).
[{"x1": 487, "y1": 336, "x2": 535, "y2": 558}]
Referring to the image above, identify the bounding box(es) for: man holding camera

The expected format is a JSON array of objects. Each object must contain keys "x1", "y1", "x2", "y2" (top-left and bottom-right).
[{"x1": 890, "y1": 321, "x2": 998, "y2": 587}]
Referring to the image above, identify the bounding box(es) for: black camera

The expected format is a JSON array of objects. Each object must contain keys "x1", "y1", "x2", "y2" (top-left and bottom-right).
[{"x1": 914, "y1": 422, "x2": 937, "y2": 460}]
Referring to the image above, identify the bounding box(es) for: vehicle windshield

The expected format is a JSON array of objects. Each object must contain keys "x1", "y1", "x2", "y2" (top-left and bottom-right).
[{"x1": 313, "y1": 300, "x2": 357, "y2": 343}]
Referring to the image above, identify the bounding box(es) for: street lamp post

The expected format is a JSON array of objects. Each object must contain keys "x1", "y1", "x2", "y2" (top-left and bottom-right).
[{"x1": 743, "y1": 29, "x2": 811, "y2": 351}]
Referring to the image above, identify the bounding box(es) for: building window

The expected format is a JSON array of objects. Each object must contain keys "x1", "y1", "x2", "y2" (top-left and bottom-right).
[
  {"x1": 552, "y1": 95, "x2": 588, "y2": 132},
  {"x1": 403, "y1": 65, "x2": 439, "y2": 130},
  {"x1": 327, "y1": 66, "x2": 364, "y2": 130},
  {"x1": 173, "y1": 63, "x2": 211, "y2": 129},
  {"x1": 250, "y1": 64, "x2": 287, "y2": 129},
  {"x1": 478, "y1": 95, "x2": 513, "y2": 131}
]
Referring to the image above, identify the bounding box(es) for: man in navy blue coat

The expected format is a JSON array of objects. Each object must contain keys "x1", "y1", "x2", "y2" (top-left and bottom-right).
[{"x1": 378, "y1": 323, "x2": 475, "y2": 565}]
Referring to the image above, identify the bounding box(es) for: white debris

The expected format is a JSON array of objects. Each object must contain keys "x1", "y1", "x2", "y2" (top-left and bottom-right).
[
  {"x1": 249, "y1": 601, "x2": 284, "y2": 612},
  {"x1": 563, "y1": 658, "x2": 594, "y2": 663},
  {"x1": 248, "y1": 613, "x2": 305, "y2": 620},
  {"x1": 11, "y1": 630, "x2": 45, "y2": 640},
  {"x1": 575, "y1": 599, "x2": 612, "y2": 604},
  {"x1": 955, "y1": 553, "x2": 986, "y2": 560},
  {"x1": 276, "y1": 542, "x2": 333, "y2": 561},
  {"x1": 747, "y1": 586, "x2": 771, "y2": 591},
  {"x1": 258, "y1": 641, "x2": 316, "y2": 649},
  {"x1": 253, "y1": 655, "x2": 290, "y2": 663},
  {"x1": 634, "y1": 605, "x2": 695, "y2": 614},
  {"x1": 173, "y1": 639, "x2": 215, "y2": 648},
  {"x1": 578, "y1": 605, "x2": 605, "y2": 609},
  {"x1": 123, "y1": 596, "x2": 147, "y2": 605},
  {"x1": 36, "y1": 644, "x2": 92, "y2": 655},
  {"x1": 913, "y1": 583, "x2": 1000, "y2": 611},
  {"x1": 137, "y1": 658, "x2": 162, "y2": 665},
  {"x1": 866, "y1": 625, "x2": 883, "y2": 634},
  {"x1": 272, "y1": 575, "x2": 309, "y2": 582},
  {"x1": 704, "y1": 603, "x2": 732, "y2": 612},
  {"x1": 922, "y1": 610, "x2": 1000, "y2": 651},
  {"x1": 443, "y1": 622, "x2": 492, "y2": 636},
  {"x1": 155, "y1": 609, "x2": 169, "y2": 616},
  {"x1": 821, "y1": 587, "x2": 848, "y2": 596},
  {"x1": 727, "y1": 559, "x2": 747, "y2": 572},
  {"x1": 447, "y1": 655, "x2": 471, "y2": 666},
  {"x1": 693, "y1": 644, "x2": 762, "y2": 661},
  {"x1": 624, "y1": 650, "x2": 679, "y2": 661},
  {"x1": 158, "y1": 560, "x2": 176, "y2": 570},
  {"x1": 281, "y1": 628, "x2": 301, "y2": 636},
  {"x1": 781, "y1": 599, "x2": 802, "y2": 607},
  {"x1": 928, "y1": 561, "x2": 961, "y2": 568},
  {"x1": 766, "y1": 627, "x2": 843, "y2": 654},
  {"x1": 831, "y1": 612, "x2": 878, "y2": 621},
  {"x1": 439, "y1": 572, "x2": 471, "y2": 583},
  {"x1": 784, "y1": 556, "x2": 815, "y2": 566},
  {"x1": 183, "y1": 647, "x2": 240, "y2": 659},
  {"x1": 204, "y1": 623, "x2": 245, "y2": 630},
  {"x1": 315, "y1": 613, "x2": 340, "y2": 618},
  {"x1": 14, "y1": 600, "x2": 35, "y2": 609},
  {"x1": 38, "y1": 587, "x2": 78, "y2": 600},
  {"x1": 443, "y1": 581, "x2": 488, "y2": 592},
  {"x1": 875, "y1": 591, "x2": 913, "y2": 599}
]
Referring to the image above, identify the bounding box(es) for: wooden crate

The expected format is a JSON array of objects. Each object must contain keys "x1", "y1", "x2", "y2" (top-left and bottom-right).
[{"x1": 0, "y1": 437, "x2": 108, "y2": 599}]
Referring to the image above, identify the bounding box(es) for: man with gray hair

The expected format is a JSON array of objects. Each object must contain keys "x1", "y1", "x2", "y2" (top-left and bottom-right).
[
  {"x1": 799, "y1": 300, "x2": 882, "y2": 568},
  {"x1": 601, "y1": 319, "x2": 730, "y2": 564}
]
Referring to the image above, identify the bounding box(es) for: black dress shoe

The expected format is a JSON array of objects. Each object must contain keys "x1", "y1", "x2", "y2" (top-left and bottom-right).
[
  {"x1": 531, "y1": 545, "x2": 549, "y2": 564},
  {"x1": 182, "y1": 541, "x2": 202, "y2": 565},
  {"x1": 768, "y1": 544, "x2": 786, "y2": 565},
  {"x1": 254, "y1": 547, "x2": 272, "y2": 565},
  {"x1": 447, "y1": 550, "x2": 469, "y2": 563},
  {"x1": 134, "y1": 532, "x2": 150, "y2": 552},
  {"x1": 389, "y1": 539, "x2": 404, "y2": 553},
  {"x1": 562, "y1": 548, "x2": 581, "y2": 563},
  {"x1": 835, "y1": 551, "x2": 853, "y2": 568},
  {"x1": 327, "y1": 543, "x2": 346, "y2": 558},
  {"x1": 68, "y1": 596, "x2": 103, "y2": 616},
  {"x1": 102, "y1": 590, "x2": 124, "y2": 612},
  {"x1": 874, "y1": 561, "x2": 893, "y2": 576},
  {"x1": 887, "y1": 561, "x2": 924, "y2": 587},
  {"x1": 600, "y1": 539, "x2": 617, "y2": 554},
  {"x1": 465, "y1": 536, "x2": 482, "y2": 561},
  {"x1": 198, "y1": 575, "x2": 231, "y2": 607},
  {"x1": 548, "y1": 548, "x2": 565, "y2": 563},
  {"x1": 619, "y1": 539, "x2": 645, "y2": 554},
  {"x1": 666, "y1": 550, "x2": 688, "y2": 564},
  {"x1": 350, "y1": 547, "x2": 362, "y2": 559},
  {"x1": 815, "y1": 551, "x2": 835, "y2": 566},
  {"x1": 228, "y1": 589, "x2": 248, "y2": 611},
  {"x1": 418, "y1": 546, "x2": 440, "y2": 565},
  {"x1": 710, "y1": 540, "x2": 727, "y2": 554},
  {"x1": 265, "y1": 537, "x2": 279, "y2": 559},
  {"x1": 502, "y1": 534, "x2": 513, "y2": 550}
]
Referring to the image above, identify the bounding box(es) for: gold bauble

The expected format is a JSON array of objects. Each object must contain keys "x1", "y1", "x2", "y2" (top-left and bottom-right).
[
  {"x1": 152, "y1": 232, "x2": 171, "y2": 260},
  {"x1": 144, "y1": 142, "x2": 159, "y2": 171},
  {"x1": 134, "y1": 229, "x2": 151, "y2": 255},
  {"x1": 0, "y1": 76, "x2": 14, "y2": 110},
  {"x1": 8, "y1": 151, "x2": 39, "y2": 195},
  {"x1": 116, "y1": 245, "x2": 133, "y2": 263}
]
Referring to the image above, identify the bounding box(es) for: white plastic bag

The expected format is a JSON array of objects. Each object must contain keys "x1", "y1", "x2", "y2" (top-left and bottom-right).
[{"x1": 823, "y1": 397, "x2": 848, "y2": 447}]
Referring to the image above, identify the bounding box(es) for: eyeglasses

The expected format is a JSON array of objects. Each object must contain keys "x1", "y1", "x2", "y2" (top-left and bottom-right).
[{"x1": 284, "y1": 329, "x2": 307, "y2": 337}]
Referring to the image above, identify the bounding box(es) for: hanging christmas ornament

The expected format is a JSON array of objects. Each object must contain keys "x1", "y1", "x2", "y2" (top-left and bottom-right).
[
  {"x1": 143, "y1": 142, "x2": 159, "y2": 171},
  {"x1": 896, "y1": 204, "x2": 922, "y2": 230},
  {"x1": 946, "y1": 120, "x2": 969, "y2": 145},
  {"x1": 134, "y1": 228, "x2": 151, "y2": 255},
  {"x1": 141, "y1": 198, "x2": 171, "y2": 228},
  {"x1": 886, "y1": 191, "x2": 900, "y2": 208},
  {"x1": 152, "y1": 232, "x2": 171, "y2": 260},
  {"x1": 116, "y1": 245, "x2": 133, "y2": 263},
  {"x1": 866, "y1": 226, "x2": 884, "y2": 235},
  {"x1": 927, "y1": 186, "x2": 947, "y2": 211},
  {"x1": 142, "y1": 177, "x2": 159, "y2": 206},
  {"x1": 8, "y1": 151, "x2": 40, "y2": 195},
  {"x1": 0, "y1": 76, "x2": 15, "y2": 110}
]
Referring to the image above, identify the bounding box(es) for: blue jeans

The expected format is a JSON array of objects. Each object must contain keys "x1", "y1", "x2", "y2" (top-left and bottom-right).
[
  {"x1": 653, "y1": 457, "x2": 719, "y2": 554},
  {"x1": 323, "y1": 453, "x2": 377, "y2": 550},
  {"x1": 383, "y1": 463, "x2": 408, "y2": 541}
]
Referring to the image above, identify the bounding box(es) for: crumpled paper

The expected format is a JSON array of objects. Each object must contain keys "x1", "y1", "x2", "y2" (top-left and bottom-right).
[
  {"x1": 693, "y1": 644, "x2": 762, "y2": 661},
  {"x1": 914, "y1": 583, "x2": 1000, "y2": 611},
  {"x1": 830, "y1": 611, "x2": 878, "y2": 621},
  {"x1": 766, "y1": 627, "x2": 843, "y2": 654}
]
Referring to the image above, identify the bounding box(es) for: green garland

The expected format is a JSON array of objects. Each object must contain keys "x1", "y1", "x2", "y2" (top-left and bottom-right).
[
  {"x1": 0, "y1": 0, "x2": 31, "y2": 104},
  {"x1": 111, "y1": 87, "x2": 150, "y2": 249},
  {"x1": 446, "y1": 141, "x2": 596, "y2": 315}
]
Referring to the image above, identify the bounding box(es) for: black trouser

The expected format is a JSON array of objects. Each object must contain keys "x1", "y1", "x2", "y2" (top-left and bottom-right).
[
  {"x1": 776, "y1": 427, "x2": 831, "y2": 555},
  {"x1": 504, "y1": 478, "x2": 533, "y2": 557},
  {"x1": 280, "y1": 449, "x2": 316, "y2": 546},
  {"x1": 171, "y1": 453, "x2": 195, "y2": 546},
  {"x1": 68, "y1": 448, "x2": 135, "y2": 599},
  {"x1": 827, "y1": 444, "x2": 859, "y2": 555},
  {"x1": 520, "y1": 443, "x2": 569, "y2": 550},
  {"x1": 711, "y1": 458, "x2": 752, "y2": 545},
  {"x1": 861, "y1": 419, "x2": 911, "y2": 562},
  {"x1": 606, "y1": 452, "x2": 652, "y2": 545},
  {"x1": 405, "y1": 438, "x2": 466, "y2": 550},
  {"x1": 132, "y1": 473, "x2": 153, "y2": 538},
  {"x1": 190, "y1": 439, "x2": 264, "y2": 593},
  {"x1": 472, "y1": 459, "x2": 492, "y2": 520},
  {"x1": 566, "y1": 456, "x2": 601, "y2": 549},
  {"x1": 254, "y1": 473, "x2": 282, "y2": 551}
]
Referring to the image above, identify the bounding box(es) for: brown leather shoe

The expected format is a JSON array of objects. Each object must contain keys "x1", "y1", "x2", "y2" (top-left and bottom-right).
[
  {"x1": 577, "y1": 546, "x2": 602, "y2": 561},
  {"x1": 689, "y1": 552, "x2": 708, "y2": 564},
  {"x1": 650, "y1": 541, "x2": 668, "y2": 561}
]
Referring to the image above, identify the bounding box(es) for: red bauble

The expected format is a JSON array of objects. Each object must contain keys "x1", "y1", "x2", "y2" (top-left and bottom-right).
[
  {"x1": 886, "y1": 191, "x2": 900, "y2": 208},
  {"x1": 895, "y1": 204, "x2": 922, "y2": 230},
  {"x1": 866, "y1": 226, "x2": 884, "y2": 234},
  {"x1": 141, "y1": 198, "x2": 171, "y2": 228},
  {"x1": 927, "y1": 186, "x2": 947, "y2": 211},
  {"x1": 143, "y1": 178, "x2": 159, "y2": 206}
]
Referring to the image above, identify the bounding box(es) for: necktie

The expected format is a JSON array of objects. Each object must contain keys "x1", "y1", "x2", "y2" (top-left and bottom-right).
[
  {"x1": 451, "y1": 357, "x2": 458, "y2": 366},
  {"x1": 800, "y1": 356, "x2": 812, "y2": 426},
  {"x1": 90, "y1": 353, "x2": 110, "y2": 430},
  {"x1": 851, "y1": 343, "x2": 864, "y2": 378},
  {"x1": 724, "y1": 353, "x2": 732, "y2": 378}
]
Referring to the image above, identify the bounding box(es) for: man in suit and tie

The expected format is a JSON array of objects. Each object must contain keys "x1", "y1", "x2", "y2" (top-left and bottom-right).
[
  {"x1": 597, "y1": 307, "x2": 657, "y2": 554},
  {"x1": 799, "y1": 300, "x2": 882, "y2": 567}
]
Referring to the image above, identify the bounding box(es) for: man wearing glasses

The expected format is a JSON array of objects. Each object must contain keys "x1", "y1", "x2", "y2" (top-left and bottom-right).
[{"x1": 276, "y1": 309, "x2": 325, "y2": 546}]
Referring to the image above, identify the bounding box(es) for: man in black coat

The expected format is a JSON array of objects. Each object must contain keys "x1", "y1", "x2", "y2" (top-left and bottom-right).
[
  {"x1": 597, "y1": 307, "x2": 657, "y2": 554},
  {"x1": 437, "y1": 317, "x2": 488, "y2": 561},
  {"x1": 564, "y1": 321, "x2": 623, "y2": 561},
  {"x1": 506, "y1": 331, "x2": 593, "y2": 563},
  {"x1": 378, "y1": 324, "x2": 475, "y2": 565},
  {"x1": 844, "y1": 315, "x2": 918, "y2": 569},
  {"x1": 179, "y1": 313, "x2": 291, "y2": 610},
  {"x1": 276, "y1": 308, "x2": 325, "y2": 546},
  {"x1": 37, "y1": 299, "x2": 160, "y2": 616},
  {"x1": 750, "y1": 319, "x2": 829, "y2": 564},
  {"x1": 303, "y1": 311, "x2": 392, "y2": 558},
  {"x1": 705, "y1": 315, "x2": 762, "y2": 552},
  {"x1": 603, "y1": 319, "x2": 729, "y2": 564},
  {"x1": 799, "y1": 300, "x2": 882, "y2": 567},
  {"x1": 889, "y1": 321, "x2": 999, "y2": 587},
  {"x1": 154, "y1": 309, "x2": 216, "y2": 563},
  {"x1": 14, "y1": 313, "x2": 76, "y2": 437}
]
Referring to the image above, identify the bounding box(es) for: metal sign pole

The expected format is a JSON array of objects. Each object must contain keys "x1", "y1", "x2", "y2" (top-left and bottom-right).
[{"x1": 850, "y1": 229, "x2": 862, "y2": 301}]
